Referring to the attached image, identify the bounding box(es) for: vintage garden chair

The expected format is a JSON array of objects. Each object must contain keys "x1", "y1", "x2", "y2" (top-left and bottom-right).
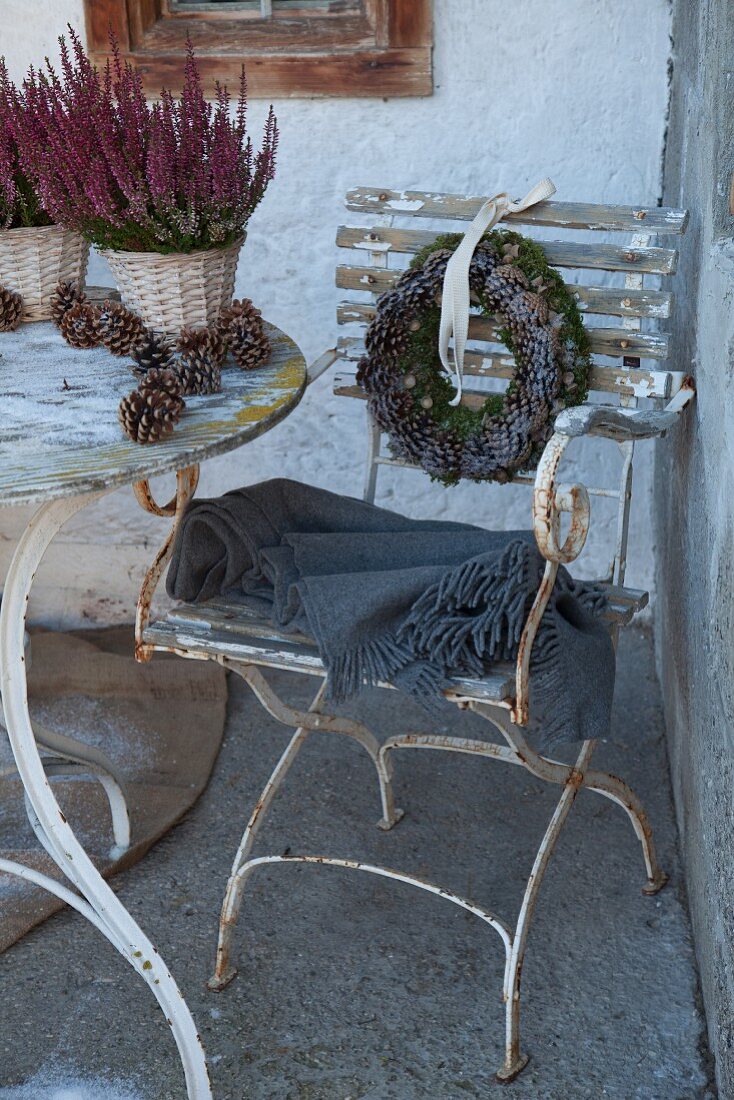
[{"x1": 135, "y1": 187, "x2": 693, "y2": 1082}]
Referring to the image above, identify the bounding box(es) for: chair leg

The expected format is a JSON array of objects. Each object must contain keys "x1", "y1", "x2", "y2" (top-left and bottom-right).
[
  {"x1": 497, "y1": 740, "x2": 594, "y2": 1083},
  {"x1": 227, "y1": 663, "x2": 404, "y2": 831},
  {"x1": 209, "y1": 668, "x2": 404, "y2": 991},
  {"x1": 582, "y1": 767, "x2": 668, "y2": 894},
  {"x1": 474, "y1": 704, "x2": 668, "y2": 896},
  {"x1": 208, "y1": 681, "x2": 324, "y2": 991}
]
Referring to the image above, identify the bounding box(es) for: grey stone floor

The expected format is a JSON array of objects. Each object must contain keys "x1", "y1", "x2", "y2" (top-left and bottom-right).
[{"x1": 0, "y1": 627, "x2": 717, "y2": 1099}]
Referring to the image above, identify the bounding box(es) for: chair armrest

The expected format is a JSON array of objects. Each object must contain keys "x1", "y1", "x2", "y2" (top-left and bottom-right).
[
  {"x1": 509, "y1": 376, "x2": 695, "y2": 726},
  {"x1": 513, "y1": 434, "x2": 593, "y2": 725},
  {"x1": 307, "y1": 348, "x2": 339, "y2": 386},
  {"x1": 554, "y1": 376, "x2": 696, "y2": 441}
]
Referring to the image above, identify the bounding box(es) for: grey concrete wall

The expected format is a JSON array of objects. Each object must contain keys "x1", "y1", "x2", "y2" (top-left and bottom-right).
[{"x1": 655, "y1": 2, "x2": 734, "y2": 1094}]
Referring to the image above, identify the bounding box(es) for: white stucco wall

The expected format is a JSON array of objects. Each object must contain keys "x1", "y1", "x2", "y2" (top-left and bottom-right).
[{"x1": 0, "y1": 0, "x2": 672, "y2": 625}]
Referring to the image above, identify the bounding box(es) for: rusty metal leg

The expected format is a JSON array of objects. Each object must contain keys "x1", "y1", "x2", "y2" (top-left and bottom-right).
[
  {"x1": 213, "y1": 853, "x2": 513, "y2": 995},
  {"x1": 474, "y1": 703, "x2": 668, "y2": 895},
  {"x1": 582, "y1": 768, "x2": 668, "y2": 894},
  {"x1": 209, "y1": 663, "x2": 404, "y2": 992},
  {"x1": 226, "y1": 662, "x2": 403, "y2": 832},
  {"x1": 208, "y1": 679, "x2": 327, "y2": 991},
  {"x1": 21, "y1": 759, "x2": 130, "y2": 859},
  {"x1": 497, "y1": 739, "x2": 595, "y2": 1084}
]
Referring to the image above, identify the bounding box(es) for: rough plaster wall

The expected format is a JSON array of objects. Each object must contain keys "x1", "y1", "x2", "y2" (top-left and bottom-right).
[
  {"x1": 654, "y1": 2, "x2": 734, "y2": 1094},
  {"x1": 0, "y1": 0, "x2": 672, "y2": 625}
]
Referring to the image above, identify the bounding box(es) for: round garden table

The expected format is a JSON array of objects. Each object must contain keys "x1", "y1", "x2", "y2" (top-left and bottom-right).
[{"x1": 0, "y1": 320, "x2": 307, "y2": 1099}]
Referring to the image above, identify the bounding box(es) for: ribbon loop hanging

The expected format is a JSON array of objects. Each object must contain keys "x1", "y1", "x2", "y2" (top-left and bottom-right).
[{"x1": 438, "y1": 178, "x2": 556, "y2": 406}]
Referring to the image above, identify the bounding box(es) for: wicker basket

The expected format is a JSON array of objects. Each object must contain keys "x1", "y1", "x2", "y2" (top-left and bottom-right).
[
  {"x1": 100, "y1": 236, "x2": 244, "y2": 334},
  {"x1": 0, "y1": 225, "x2": 89, "y2": 322}
]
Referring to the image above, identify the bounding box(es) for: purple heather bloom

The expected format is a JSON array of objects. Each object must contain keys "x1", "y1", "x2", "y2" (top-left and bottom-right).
[
  {"x1": 0, "y1": 58, "x2": 51, "y2": 229},
  {"x1": 16, "y1": 28, "x2": 278, "y2": 253}
]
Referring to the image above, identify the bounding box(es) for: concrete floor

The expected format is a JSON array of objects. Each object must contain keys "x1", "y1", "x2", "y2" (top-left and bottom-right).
[{"x1": 0, "y1": 627, "x2": 717, "y2": 1099}]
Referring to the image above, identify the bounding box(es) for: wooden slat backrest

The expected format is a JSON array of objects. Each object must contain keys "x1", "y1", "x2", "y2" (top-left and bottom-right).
[{"x1": 333, "y1": 186, "x2": 688, "y2": 408}]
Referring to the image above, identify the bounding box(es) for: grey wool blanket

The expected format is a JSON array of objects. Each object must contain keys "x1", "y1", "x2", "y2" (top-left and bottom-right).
[{"x1": 167, "y1": 479, "x2": 615, "y2": 749}]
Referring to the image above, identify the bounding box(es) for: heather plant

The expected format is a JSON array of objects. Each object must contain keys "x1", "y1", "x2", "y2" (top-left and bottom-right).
[
  {"x1": 0, "y1": 59, "x2": 52, "y2": 229},
  {"x1": 18, "y1": 29, "x2": 278, "y2": 253}
]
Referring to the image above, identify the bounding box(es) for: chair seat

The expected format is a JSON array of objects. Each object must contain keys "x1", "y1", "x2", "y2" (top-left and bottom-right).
[{"x1": 143, "y1": 584, "x2": 648, "y2": 707}]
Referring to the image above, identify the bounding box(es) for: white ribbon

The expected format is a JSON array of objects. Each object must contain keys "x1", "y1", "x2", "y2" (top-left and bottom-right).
[{"x1": 438, "y1": 178, "x2": 556, "y2": 406}]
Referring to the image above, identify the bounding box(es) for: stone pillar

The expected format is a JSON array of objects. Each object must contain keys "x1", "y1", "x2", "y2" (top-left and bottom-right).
[{"x1": 655, "y1": 2, "x2": 734, "y2": 1091}]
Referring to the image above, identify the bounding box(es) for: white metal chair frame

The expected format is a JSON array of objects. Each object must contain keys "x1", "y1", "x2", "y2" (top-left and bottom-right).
[{"x1": 136, "y1": 189, "x2": 694, "y2": 1082}]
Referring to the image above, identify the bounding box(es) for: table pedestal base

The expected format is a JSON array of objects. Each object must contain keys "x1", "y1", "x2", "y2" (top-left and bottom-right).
[{"x1": 0, "y1": 491, "x2": 212, "y2": 1100}]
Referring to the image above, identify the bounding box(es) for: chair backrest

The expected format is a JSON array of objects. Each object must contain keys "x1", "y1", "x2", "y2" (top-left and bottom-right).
[{"x1": 332, "y1": 186, "x2": 688, "y2": 589}]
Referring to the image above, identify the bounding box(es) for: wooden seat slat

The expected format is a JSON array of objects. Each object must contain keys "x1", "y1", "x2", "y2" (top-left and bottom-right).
[
  {"x1": 336, "y1": 227, "x2": 678, "y2": 275},
  {"x1": 143, "y1": 617, "x2": 515, "y2": 704},
  {"x1": 146, "y1": 582, "x2": 647, "y2": 704},
  {"x1": 336, "y1": 302, "x2": 670, "y2": 361},
  {"x1": 335, "y1": 266, "x2": 672, "y2": 320},
  {"x1": 345, "y1": 188, "x2": 689, "y2": 235}
]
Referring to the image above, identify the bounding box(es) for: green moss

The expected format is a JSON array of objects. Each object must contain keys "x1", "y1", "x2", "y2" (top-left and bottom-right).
[{"x1": 81, "y1": 215, "x2": 242, "y2": 254}]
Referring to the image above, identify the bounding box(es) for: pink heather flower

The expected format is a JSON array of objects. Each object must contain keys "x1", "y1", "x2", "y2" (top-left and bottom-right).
[
  {"x1": 16, "y1": 28, "x2": 278, "y2": 253},
  {"x1": 0, "y1": 58, "x2": 52, "y2": 229}
]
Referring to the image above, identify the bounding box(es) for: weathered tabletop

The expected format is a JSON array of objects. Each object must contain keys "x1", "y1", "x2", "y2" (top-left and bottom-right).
[{"x1": 0, "y1": 320, "x2": 307, "y2": 506}]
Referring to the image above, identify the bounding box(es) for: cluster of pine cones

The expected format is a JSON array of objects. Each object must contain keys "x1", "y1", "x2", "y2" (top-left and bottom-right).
[
  {"x1": 358, "y1": 239, "x2": 575, "y2": 484},
  {"x1": 50, "y1": 282, "x2": 272, "y2": 445}
]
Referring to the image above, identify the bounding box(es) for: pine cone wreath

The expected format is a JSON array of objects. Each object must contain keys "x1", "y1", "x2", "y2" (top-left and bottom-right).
[
  {"x1": 0, "y1": 285, "x2": 23, "y2": 332},
  {"x1": 177, "y1": 325, "x2": 226, "y2": 367},
  {"x1": 59, "y1": 301, "x2": 102, "y2": 349},
  {"x1": 50, "y1": 281, "x2": 86, "y2": 326},
  {"x1": 118, "y1": 372, "x2": 185, "y2": 445},
  {"x1": 219, "y1": 298, "x2": 271, "y2": 371},
  {"x1": 130, "y1": 330, "x2": 174, "y2": 378},
  {"x1": 99, "y1": 300, "x2": 146, "y2": 357}
]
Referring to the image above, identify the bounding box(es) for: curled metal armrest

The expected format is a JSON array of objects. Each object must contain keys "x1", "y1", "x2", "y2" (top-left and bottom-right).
[
  {"x1": 134, "y1": 466, "x2": 200, "y2": 662},
  {"x1": 512, "y1": 433, "x2": 592, "y2": 725},
  {"x1": 532, "y1": 434, "x2": 591, "y2": 566}
]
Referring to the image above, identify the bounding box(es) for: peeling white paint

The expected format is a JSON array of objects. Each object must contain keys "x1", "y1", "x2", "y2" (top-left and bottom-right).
[
  {"x1": 352, "y1": 239, "x2": 391, "y2": 252},
  {"x1": 386, "y1": 199, "x2": 426, "y2": 212}
]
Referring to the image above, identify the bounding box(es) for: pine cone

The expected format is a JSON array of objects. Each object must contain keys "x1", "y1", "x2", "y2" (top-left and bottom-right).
[
  {"x1": 177, "y1": 325, "x2": 226, "y2": 367},
  {"x1": 0, "y1": 284, "x2": 23, "y2": 332},
  {"x1": 50, "y1": 281, "x2": 86, "y2": 326},
  {"x1": 59, "y1": 301, "x2": 102, "y2": 349},
  {"x1": 118, "y1": 380, "x2": 184, "y2": 445},
  {"x1": 173, "y1": 350, "x2": 221, "y2": 396},
  {"x1": 130, "y1": 331, "x2": 174, "y2": 378},
  {"x1": 137, "y1": 367, "x2": 183, "y2": 400},
  {"x1": 219, "y1": 298, "x2": 271, "y2": 371},
  {"x1": 99, "y1": 301, "x2": 146, "y2": 357}
]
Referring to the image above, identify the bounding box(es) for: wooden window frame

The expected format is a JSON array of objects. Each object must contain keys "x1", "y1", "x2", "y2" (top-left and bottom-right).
[{"x1": 84, "y1": 1, "x2": 433, "y2": 98}]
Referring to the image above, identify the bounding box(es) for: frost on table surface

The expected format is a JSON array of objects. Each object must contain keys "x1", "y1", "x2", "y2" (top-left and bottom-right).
[{"x1": 0, "y1": 321, "x2": 306, "y2": 504}]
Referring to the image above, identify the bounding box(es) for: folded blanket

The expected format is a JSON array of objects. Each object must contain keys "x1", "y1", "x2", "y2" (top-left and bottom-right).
[{"x1": 167, "y1": 478, "x2": 614, "y2": 748}]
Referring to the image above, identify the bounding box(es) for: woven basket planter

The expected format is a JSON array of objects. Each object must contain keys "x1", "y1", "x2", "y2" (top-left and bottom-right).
[
  {"x1": 0, "y1": 225, "x2": 89, "y2": 322},
  {"x1": 100, "y1": 236, "x2": 244, "y2": 334}
]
